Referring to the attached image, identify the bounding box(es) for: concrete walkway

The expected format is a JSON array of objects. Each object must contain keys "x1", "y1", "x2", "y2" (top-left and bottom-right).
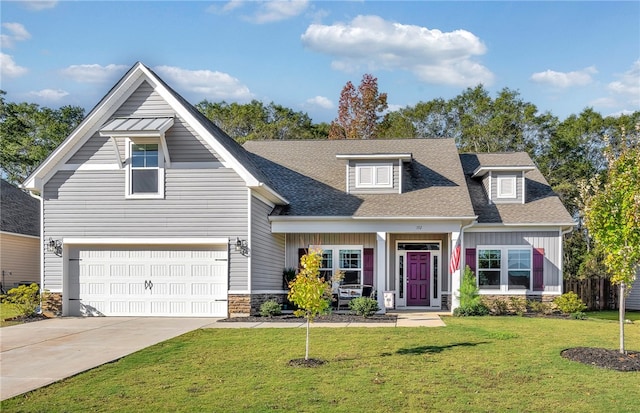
[{"x1": 0, "y1": 312, "x2": 445, "y2": 400}]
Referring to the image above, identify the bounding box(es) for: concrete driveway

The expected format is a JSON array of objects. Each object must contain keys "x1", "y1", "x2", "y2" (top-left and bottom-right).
[{"x1": 0, "y1": 317, "x2": 219, "y2": 401}]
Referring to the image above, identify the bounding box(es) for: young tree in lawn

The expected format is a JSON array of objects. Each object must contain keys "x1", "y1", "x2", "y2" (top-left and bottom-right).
[
  {"x1": 584, "y1": 127, "x2": 640, "y2": 354},
  {"x1": 287, "y1": 248, "x2": 332, "y2": 361},
  {"x1": 329, "y1": 74, "x2": 388, "y2": 140}
]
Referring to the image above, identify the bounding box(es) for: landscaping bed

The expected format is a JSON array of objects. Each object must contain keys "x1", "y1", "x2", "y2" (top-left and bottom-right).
[
  {"x1": 220, "y1": 312, "x2": 398, "y2": 323},
  {"x1": 561, "y1": 347, "x2": 640, "y2": 371}
]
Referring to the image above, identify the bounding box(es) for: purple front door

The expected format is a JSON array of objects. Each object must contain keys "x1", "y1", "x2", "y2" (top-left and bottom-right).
[{"x1": 406, "y1": 252, "x2": 430, "y2": 306}]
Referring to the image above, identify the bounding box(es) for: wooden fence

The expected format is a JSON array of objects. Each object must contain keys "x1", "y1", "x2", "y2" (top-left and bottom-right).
[{"x1": 563, "y1": 278, "x2": 617, "y2": 310}]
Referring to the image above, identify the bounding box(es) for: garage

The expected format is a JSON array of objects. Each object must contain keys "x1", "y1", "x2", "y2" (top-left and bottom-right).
[{"x1": 66, "y1": 244, "x2": 228, "y2": 317}]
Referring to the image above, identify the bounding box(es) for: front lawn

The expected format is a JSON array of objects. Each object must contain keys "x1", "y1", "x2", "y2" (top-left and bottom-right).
[
  {"x1": 586, "y1": 310, "x2": 640, "y2": 322},
  {"x1": 2, "y1": 317, "x2": 639, "y2": 412},
  {"x1": 0, "y1": 303, "x2": 21, "y2": 327}
]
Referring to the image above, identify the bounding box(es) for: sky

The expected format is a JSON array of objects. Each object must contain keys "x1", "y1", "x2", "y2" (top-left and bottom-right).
[{"x1": 1, "y1": 0, "x2": 639, "y2": 124}]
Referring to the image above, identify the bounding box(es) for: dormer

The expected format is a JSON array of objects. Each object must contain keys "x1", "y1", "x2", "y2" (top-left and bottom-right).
[
  {"x1": 472, "y1": 165, "x2": 535, "y2": 204},
  {"x1": 336, "y1": 153, "x2": 412, "y2": 194}
]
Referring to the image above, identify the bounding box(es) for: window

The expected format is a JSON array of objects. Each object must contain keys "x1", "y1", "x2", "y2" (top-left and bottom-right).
[
  {"x1": 312, "y1": 245, "x2": 363, "y2": 285},
  {"x1": 356, "y1": 163, "x2": 392, "y2": 188},
  {"x1": 477, "y1": 247, "x2": 532, "y2": 291},
  {"x1": 126, "y1": 140, "x2": 164, "y2": 198},
  {"x1": 497, "y1": 175, "x2": 517, "y2": 198}
]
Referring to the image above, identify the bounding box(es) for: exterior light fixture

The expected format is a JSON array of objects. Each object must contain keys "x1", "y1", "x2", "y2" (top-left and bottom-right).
[
  {"x1": 235, "y1": 237, "x2": 249, "y2": 256},
  {"x1": 46, "y1": 237, "x2": 63, "y2": 256}
]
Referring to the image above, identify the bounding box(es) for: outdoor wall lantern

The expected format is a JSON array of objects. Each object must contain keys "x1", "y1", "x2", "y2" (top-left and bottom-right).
[
  {"x1": 46, "y1": 237, "x2": 63, "y2": 256},
  {"x1": 235, "y1": 237, "x2": 249, "y2": 256}
]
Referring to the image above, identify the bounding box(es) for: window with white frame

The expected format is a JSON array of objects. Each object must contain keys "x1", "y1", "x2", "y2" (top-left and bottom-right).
[
  {"x1": 477, "y1": 247, "x2": 532, "y2": 291},
  {"x1": 126, "y1": 140, "x2": 164, "y2": 198},
  {"x1": 497, "y1": 175, "x2": 517, "y2": 198},
  {"x1": 312, "y1": 245, "x2": 362, "y2": 285},
  {"x1": 355, "y1": 163, "x2": 392, "y2": 188}
]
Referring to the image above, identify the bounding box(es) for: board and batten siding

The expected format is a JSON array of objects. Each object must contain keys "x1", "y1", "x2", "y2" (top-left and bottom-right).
[
  {"x1": 42, "y1": 167, "x2": 249, "y2": 292},
  {"x1": 347, "y1": 160, "x2": 400, "y2": 194},
  {"x1": 284, "y1": 233, "x2": 376, "y2": 269},
  {"x1": 464, "y1": 231, "x2": 562, "y2": 292},
  {"x1": 250, "y1": 195, "x2": 285, "y2": 290},
  {"x1": 0, "y1": 232, "x2": 40, "y2": 288}
]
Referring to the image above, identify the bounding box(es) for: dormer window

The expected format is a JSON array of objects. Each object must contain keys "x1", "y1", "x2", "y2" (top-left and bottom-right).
[
  {"x1": 356, "y1": 163, "x2": 392, "y2": 188},
  {"x1": 497, "y1": 175, "x2": 516, "y2": 199}
]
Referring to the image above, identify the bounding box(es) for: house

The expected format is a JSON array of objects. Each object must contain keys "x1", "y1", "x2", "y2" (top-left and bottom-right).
[
  {"x1": 627, "y1": 271, "x2": 640, "y2": 311},
  {"x1": 22, "y1": 62, "x2": 575, "y2": 317},
  {"x1": 1, "y1": 179, "x2": 41, "y2": 292}
]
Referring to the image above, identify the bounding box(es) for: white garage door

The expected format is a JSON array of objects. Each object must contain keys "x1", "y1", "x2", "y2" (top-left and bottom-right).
[{"x1": 69, "y1": 245, "x2": 228, "y2": 317}]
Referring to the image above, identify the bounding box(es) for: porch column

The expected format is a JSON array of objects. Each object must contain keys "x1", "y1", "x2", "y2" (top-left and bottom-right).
[
  {"x1": 376, "y1": 232, "x2": 387, "y2": 313},
  {"x1": 451, "y1": 231, "x2": 461, "y2": 312}
]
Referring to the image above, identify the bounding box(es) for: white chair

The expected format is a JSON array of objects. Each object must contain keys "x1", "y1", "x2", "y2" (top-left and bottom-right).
[{"x1": 337, "y1": 284, "x2": 363, "y2": 310}]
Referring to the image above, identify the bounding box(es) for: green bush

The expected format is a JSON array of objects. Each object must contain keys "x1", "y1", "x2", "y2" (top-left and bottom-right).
[
  {"x1": 570, "y1": 311, "x2": 587, "y2": 320},
  {"x1": 453, "y1": 302, "x2": 490, "y2": 317},
  {"x1": 348, "y1": 297, "x2": 380, "y2": 317},
  {"x1": 5, "y1": 283, "x2": 41, "y2": 317},
  {"x1": 458, "y1": 266, "x2": 481, "y2": 307},
  {"x1": 509, "y1": 296, "x2": 527, "y2": 316},
  {"x1": 259, "y1": 300, "x2": 282, "y2": 317},
  {"x1": 527, "y1": 299, "x2": 554, "y2": 315},
  {"x1": 489, "y1": 298, "x2": 509, "y2": 315},
  {"x1": 554, "y1": 292, "x2": 587, "y2": 314}
]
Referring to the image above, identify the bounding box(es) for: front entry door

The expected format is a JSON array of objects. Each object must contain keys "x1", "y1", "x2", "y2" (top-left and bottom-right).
[{"x1": 406, "y1": 252, "x2": 430, "y2": 306}]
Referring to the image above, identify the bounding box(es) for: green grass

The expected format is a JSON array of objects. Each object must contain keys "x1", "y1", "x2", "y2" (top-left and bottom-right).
[
  {"x1": 586, "y1": 310, "x2": 640, "y2": 322},
  {"x1": 0, "y1": 302, "x2": 21, "y2": 327},
  {"x1": 2, "y1": 317, "x2": 639, "y2": 412}
]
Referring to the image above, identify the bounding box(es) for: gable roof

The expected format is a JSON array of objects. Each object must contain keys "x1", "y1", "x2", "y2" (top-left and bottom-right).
[
  {"x1": 1, "y1": 179, "x2": 40, "y2": 237},
  {"x1": 460, "y1": 153, "x2": 574, "y2": 226},
  {"x1": 244, "y1": 138, "x2": 477, "y2": 219},
  {"x1": 22, "y1": 62, "x2": 286, "y2": 205}
]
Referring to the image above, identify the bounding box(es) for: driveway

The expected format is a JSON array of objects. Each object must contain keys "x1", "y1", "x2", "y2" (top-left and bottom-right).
[{"x1": 0, "y1": 317, "x2": 219, "y2": 400}]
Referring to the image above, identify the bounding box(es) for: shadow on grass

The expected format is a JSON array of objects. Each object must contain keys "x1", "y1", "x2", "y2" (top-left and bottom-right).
[{"x1": 395, "y1": 341, "x2": 489, "y2": 355}]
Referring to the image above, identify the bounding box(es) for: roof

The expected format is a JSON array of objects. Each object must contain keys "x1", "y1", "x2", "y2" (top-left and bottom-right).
[
  {"x1": 243, "y1": 138, "x2": 476, "y2": 219},
  {"x1": 1, "y1": 179, "x2": 40, "y2": 237},
  {"x1": 460, "y1": 153, "x2": 574, "y2": 226},
  {"x1": 99, "y1": 117, "x2": 174, "y2": 136}
]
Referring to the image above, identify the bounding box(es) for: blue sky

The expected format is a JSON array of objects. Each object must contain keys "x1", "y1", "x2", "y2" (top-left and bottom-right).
[{"x1": 1, "y1": 1, "x2": 639, "y2": 124}]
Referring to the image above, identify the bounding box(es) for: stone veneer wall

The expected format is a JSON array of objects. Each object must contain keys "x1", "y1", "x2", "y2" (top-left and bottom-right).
[
  {"x1": 228, "y1": 293, "x2": 288, "y2": 317},
  {"x1": 42, "y1": 292, "x2": 63, "y2": 317}
]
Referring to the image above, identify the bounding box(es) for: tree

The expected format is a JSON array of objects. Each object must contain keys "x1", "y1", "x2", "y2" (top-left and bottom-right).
[
  {"x1": 329, "y1": 74, "x2": 388, "y2": 140},
  {"x1": 584, "y1": 127, "x2": 640, "y2": 354},
  {"x1": 0, "y1": 91, "x2": 84, "y2": 185},
  {"x1": 287, "y1": 248, "x2": 332, "y2": 361}
]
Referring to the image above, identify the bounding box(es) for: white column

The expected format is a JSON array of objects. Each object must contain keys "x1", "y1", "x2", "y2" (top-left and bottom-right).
[
  {"x1": 451, "y1": 231, "x2": 461, "y2": 312},
  {"x1": 376, "y1": 232, "x2": 387, "y2": 313}
]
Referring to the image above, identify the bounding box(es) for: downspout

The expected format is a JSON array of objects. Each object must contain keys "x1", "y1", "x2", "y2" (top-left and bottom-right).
[
  {"x1": 27, "y1": 190, "x2": 44, "y2": 311},
  {"x1": 559, "y1": 226, "x2": 574, "y2": 294}
]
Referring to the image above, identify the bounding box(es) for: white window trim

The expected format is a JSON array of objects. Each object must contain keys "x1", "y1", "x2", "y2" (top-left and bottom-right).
[
  {"x1": 310, "y1": 245, "x2": 364, "y2": 284},
  {"x1": 476, "y1": 245, "x2": 532, "y2": 293},
  {"x1": 497, "y1": 175, "x2": 517, "y2": 199},
  {"x1": 355, "y1": 163, "x2": 393, "y2": 189},
  {"x1": 125, "y1": 137, "x2": 165, "y2": 199}
]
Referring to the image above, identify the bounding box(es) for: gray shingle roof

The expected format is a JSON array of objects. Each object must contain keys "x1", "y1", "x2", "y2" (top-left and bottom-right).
[
  {"x1": 243, "y1": 139, "x2": 476, "y2": 218},
  {"x1": 460, "y1": 153, "x2": 574, "y2": 225},
  {"x1": 1, "y1": 179, "x2": 40, "y2": 236}
]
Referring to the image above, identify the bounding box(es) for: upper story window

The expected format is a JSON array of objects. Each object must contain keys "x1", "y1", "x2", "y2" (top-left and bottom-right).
[
  {"x1": 356, "y1": 163, "x2": 392, "y2": 188},
  {"x1": 126, "y1": 139, "x2": 164, "y2": 199},
  {"x1": 497, "y1": 175, "x2": 517, "y2": 199}
]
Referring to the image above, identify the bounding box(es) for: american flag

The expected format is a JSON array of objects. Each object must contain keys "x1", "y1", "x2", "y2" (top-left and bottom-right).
[{"x1": 449, "y1": 238, "x2": 461, "y2": 273}]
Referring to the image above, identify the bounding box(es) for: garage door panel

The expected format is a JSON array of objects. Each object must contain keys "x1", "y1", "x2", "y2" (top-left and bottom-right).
[{"x1": 72, "y1": 245, "x2": 228, "y2": 317}]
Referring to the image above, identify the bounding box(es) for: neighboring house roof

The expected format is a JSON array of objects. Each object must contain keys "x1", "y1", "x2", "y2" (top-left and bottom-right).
[
  {"x1": 244, "y1": 138, "x2": 477, "y2": 219},
  {"x1": 460, "y1": 153, "x2": 575, "y2": 226},
  {"x1": 1, "y1": 179, "x2": 40, "y2": 237}
]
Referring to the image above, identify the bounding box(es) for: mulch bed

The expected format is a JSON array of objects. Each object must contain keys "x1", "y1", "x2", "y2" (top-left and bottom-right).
[
  {"x1": 288, "y1": 358, "x2": 326, "y2": 367},
  {"x1": 219, "y1": 313, "x2": 397, "y2": 323},
  {"x1": 561, "y1": 347, "x2": 640, "y2": 371}
]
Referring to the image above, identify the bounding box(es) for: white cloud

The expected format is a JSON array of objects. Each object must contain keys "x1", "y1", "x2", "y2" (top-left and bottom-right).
[
  {"x1": 301, "y1": 15, "x2": 493, "y2": 87},
  {"x1": 252, "y1": 0, "x2": 309, "y2": 23},
  {"x1": 1, "y1": 22, "x2": 31, "y2": 48},
  {"x1": 17, "y1": 0, "x2": 58, "y2": 11},
  {"x1": 0, "y1": 53, "x2": 28, "y2": 77},
  {"x1": 206, "y1": 0, "x2": 244, "y2": 14},
  {"x1": 29, "y1": 88, "x2": 69, "y2": 101},
  {"x1": 607, "y1": 59, "x2": 640, "y2": 106},
  {"x1": 60, "y1": 64, "x2": 128, "y2": 83},
  {"x1": 530, "y1": 66, "x2": 597, "y2": 88},
  {"x1": 153, "y1": 65, "x2": 254, "y2": 101},
  {"x1": 305, "y1": 95, "x2": 333, "y2": 109}
]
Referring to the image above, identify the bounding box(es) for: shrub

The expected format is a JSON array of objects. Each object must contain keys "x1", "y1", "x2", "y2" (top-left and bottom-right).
[
  {"x1": 259, "y1": 300, "x2": 282, "y2": 317},
  {"x1": 527, "y1": 299, "x2": 554, "y2": 315},
  {"x1": 453, "y1": 302, "x2": 490, "y2": 317},
  {"x1": 5, "y1": 283, "x2": 41, "y2": 318},
  {"x1": 348, "y1": 297, "x2": 379, "y2": 317},
  {"x1": 457, "y1": 266, "x2": 481, "y2": 307},
  {"x1": 509, "y1": 296, "x2": 527, "y2": 316},
  {"x1": 490, "y1": 298, "x2": 509, "y2": 315},
  {"x1": 554, "y1": 292, "x2": 587, "y2": 314},
  {"x1": 570, "y1": 311, "x2": 587, "y2": 320}
]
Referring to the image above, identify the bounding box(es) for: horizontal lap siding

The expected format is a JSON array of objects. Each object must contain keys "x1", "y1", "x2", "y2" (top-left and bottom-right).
[
  {"x1": 114, "y1": 81, "x2": 174, "y2": 117},
  {"x1": 0, "y1": 233, "x2": 40, "y2": 288},
  {"x1": 43, "y1": 168, "x2": 249, "y2": 291},
  {"x1": 166, "y1": 119, "x2": 220, "y2": 163},
  {"x1": 251, "y1": 196, "x2": 285, "y2": 290},
  {"x1": 464, "y1": 231, "x2": 561, "y2": 292},
  {"x1": 627, "y1": 273, "x2": 640, "y2": 311},
  {"x1": 67, "y1": 134, "x2": 115, "y2": 164}
]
